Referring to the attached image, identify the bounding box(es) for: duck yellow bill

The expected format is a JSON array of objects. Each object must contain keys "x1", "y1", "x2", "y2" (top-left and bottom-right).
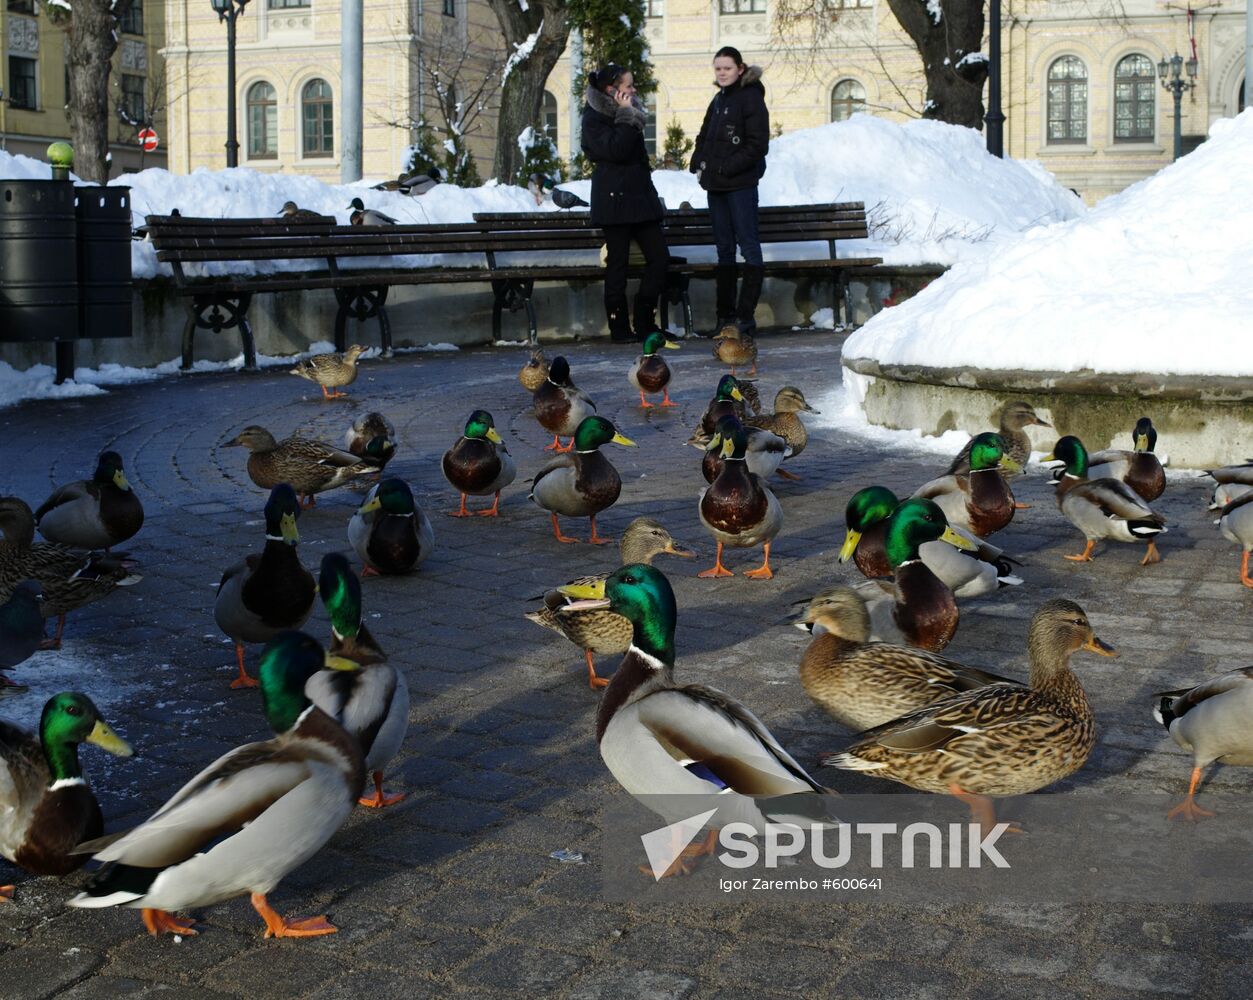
[
  {"x1": 1083, "y1": 635, "x2": 1118, "y2": 658},
  {"x1": 663, "y1": 340, "x2": 681, "y2": 350},
  {"x1": 559, "y1": 580, "x2": 606, "y2": 600},
  {"x1": 359, "y1": 496, "x2": 382, "y2": 514},
  {"x1": 838, "y1": 529, "x2": 861, "y2": 563},
  {"x1": 998, "y1": 455, "x2": 1024, "y2": 474},
  {"x1": 112, "y1": 470, "x2": 132, "y2": 491},
  {"x1": 730, "y1": 387, "x2": 744, "y2": 401},
  {"x1": 940, "y1": 526, "x2": 977, "y2": 551},
  {"x1": 487, "y1": 428, "x2": 504, "y2": 444},
  {"x1": 1135, "y1": 433, "x2": 1150, "y2": 450},
  {"x1": 324, "y1": 653, "x2": 361, "y2": 672},
  {"x1": 280, "y1": 512, "x2": 300, "y2": 544},
  {"x1": 87, "y1": 719, "x2": 133, "y2": 757},
  {"x1": 720, "y1": 436, "x2": 736, "y2": 459},
  {"x1": 612, "y1": 433, "x2": 637, "y2": 448}
]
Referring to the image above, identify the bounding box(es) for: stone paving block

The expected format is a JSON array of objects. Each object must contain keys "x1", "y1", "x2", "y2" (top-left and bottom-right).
[
  {"x1": 565, "y1": 966, "x2": 698, "y2": 1000},
  {"x1": 460, "y1": 942, "x2": 591, "y2": 992},
  {"x1": 834, "y1": 959, "x2": 965, "y2": 1000},
  {"x1": 1089, "y1": 949, "x2": 1205, "y2": 995},
  {"x1": 3, "y1": 943, "x2": 104, "y2": 998}
]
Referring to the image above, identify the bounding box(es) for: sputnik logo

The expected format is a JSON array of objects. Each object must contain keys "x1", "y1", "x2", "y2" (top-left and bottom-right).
[{"x1": 640, "y1": 809, "x2": 719, "y2": 881}]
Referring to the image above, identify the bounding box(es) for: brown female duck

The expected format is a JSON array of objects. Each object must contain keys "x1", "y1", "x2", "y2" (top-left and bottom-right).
[
  {"x1": 224, "y1": 426, "x2": 373, "y2": 508},
  {"x1": 745, "y1": 386, "x2": 819, "y2": 480},
  {"x1": 289, "y1": 344, "x2": 366, "y2": 399},
  {"x1": 519, "y1": 349, "x2": 549, "y2": 393},
  {"x1": 948, "y1": 401, "x2": 1050, "y2": 475}
]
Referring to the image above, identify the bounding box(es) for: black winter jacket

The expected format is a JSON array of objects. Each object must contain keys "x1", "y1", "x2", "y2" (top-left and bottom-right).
[
  {"x1": 690, "y1": 66, "x2": 769, "y2": 192},
  {"x1": 580, "y1": 86, "x2": 665, "y2": 227}
]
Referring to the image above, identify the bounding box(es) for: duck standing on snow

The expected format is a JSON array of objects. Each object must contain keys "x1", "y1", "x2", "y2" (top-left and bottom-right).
[
  {"x1": 0, "y1": 692, "x2": 132, "y2": 900},
  {"x1": 0, "y1": 582, "x2": 43, "y2": 693},
  {"x1": 347, "y1": 198, "x2": 398, "y2": 226},
  {"x1": 1086, "y1": 417, "x2": 1166, "y2": 503},
  {"x1": 277, "y1": 201, "x2": 327, "y2": 222},
  {"x1": 441, "y1": 410, "x2": 516, "y2": 517},
  {"x1": 69, "y1": 631, "x2": 365, "y2": 939},
  {"x1": 533, "y1": 355, "x2": 597, "y2": 453},
  {"x1": 913, "y1": 432, "x2": 1021, "y2": 538},
  {"x1": 224, "y1": 426, "x2": 374, "y2": 509},
  {"x1": 348, "y1": 478, "x2": 434, "y2": 575},
  {"x1": 344, "y1": 411, "x2": 396, "y2": 473},
  {"x1": 629, "y1": 331, "x2": 680, "y2": 408},
  {"x1": 698, "y1": 416, "x2": 782, "y2": 579},
  {"x1": 35, "y1": 451, "x2": 144, "y2": 551},
  {"x1": 289, "y1": 344, "x2": 366, "y2": 400},
  {"x1": 306, "y1": 554, "x2": 409, "y2": 809},
  {"x1": 530, "y1": 416, "x2": 636, "y2": 545}
]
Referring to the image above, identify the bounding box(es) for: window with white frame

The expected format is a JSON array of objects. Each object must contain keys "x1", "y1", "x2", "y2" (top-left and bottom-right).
[{"x1": 720, "y1": 0, "x2": 765, "y2": 13}]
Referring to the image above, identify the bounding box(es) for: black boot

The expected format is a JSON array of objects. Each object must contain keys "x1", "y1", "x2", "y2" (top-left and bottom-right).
[
  {"x1": 632, "y1": 293, "x2": 662, "y2": 341},
  {"x1": 735, "y1": 265, "x2": 764, "y2": 336},
  {"x1": 606, "y1": 294, "x2": 634, "y2": 343},
  {"x1": 708, "y1": 263, "x2": 738, "y2": 337}
]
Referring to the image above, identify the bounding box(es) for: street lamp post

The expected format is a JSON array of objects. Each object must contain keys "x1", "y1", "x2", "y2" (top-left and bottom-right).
[
  {"x1": 211, "y1": 0, "x2": 250, "y2": 168},
  {"x1": 1157, "y1": 52, "x2": 1198, "y2": 162},
  {"x1": 984, "y1": 0, "x2": 1005, "y2": 158}
]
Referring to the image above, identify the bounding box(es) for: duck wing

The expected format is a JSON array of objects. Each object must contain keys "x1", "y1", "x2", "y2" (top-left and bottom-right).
[
  {"x1": 34, "y1": 481, "x2": 93, "y2": 523},
  {"x1": 1072, "y1": 478, "x2": 1164, "y2": 523}
]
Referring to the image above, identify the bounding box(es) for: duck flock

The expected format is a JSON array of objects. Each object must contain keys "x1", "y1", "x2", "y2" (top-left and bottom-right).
[{"x1": 1, "y1": 332, "x2": 1252, "y2": 935}]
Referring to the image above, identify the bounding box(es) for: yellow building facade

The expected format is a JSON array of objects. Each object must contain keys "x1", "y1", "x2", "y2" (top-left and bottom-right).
[
  {"x1": 1, "y1": 0, "x2": 167, "y2": 173},
  {"x1": 161, "y1": 0, "x2": 501, "y2": 180}
]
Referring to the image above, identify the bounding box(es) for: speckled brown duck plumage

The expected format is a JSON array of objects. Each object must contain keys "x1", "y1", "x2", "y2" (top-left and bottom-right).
[
  {"x1": 519, "y1": 349, "x2": 549, "y2": 393},
  {"x1": 290, "y1": 345, "x2": 366, "y2": 399},
  {"x1": 224, "y1": 426, "x2": 373, "y2": 508},
  {"x1": 713, "y1": 326, "x2": 758, "y2": 376},
  {"x1": 948, "y1": 401, "x2": 1050, "y2": 475},
  {"x1": 823, "y1": 599, "x2": 1116, "y2": 829},
  {"x1": 745, "y1": 387, "x2": 819, "y2": 478}
]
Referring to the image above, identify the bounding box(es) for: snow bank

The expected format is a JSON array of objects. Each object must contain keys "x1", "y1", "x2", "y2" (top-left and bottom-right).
[
  {"x1": 843, "y1": 110, "x2": 1253, "y2": 377},
  {"x1": 1, "y1": 115, "x2": 1081, "y2": 279}
]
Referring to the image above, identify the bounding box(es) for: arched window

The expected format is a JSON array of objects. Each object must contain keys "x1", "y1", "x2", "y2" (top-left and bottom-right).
[
  {"x1": 1113, "y1": 54, "x2": 1155, "y2": 142},
  {"x1": 301, "y1": 78, "x2": 334, "y2": 158},
  {"x1": 1046, "y1": 56, "x2": 1087, "y2": 144},
  {"x1": 830, "y1": 79, "x2": 866, "y2": 122},
  {"x1": 246, "y1": 81, "x2": 278, "y2": 159},
  {"x1": 542, "y1": 90, "x2": 559, "y2": 147}
]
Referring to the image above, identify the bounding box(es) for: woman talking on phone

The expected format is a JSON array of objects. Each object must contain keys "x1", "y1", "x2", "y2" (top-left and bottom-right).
[
  {"x1": 691, "y1": 47, "x2": 769, "y2": 338},
  {"x1": 581, "y1": 64, "x2": 669, "y2": 344}
]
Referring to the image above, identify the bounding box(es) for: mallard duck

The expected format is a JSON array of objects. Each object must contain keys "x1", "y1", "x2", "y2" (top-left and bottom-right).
[
  {"x1": 701, "y1": 419, "x2": 789, "y2": 484},
  {"x1": 1210, "y1": 482, "x2": 1252, "y2": 510},
  {"x1": 875, "y1": 498, "x2": 977, "y2": 652},
  {"x1": 533, "y1": 356, "x2": 597, "y2": 453},
  {"x1": 290, "y1": 345, "x2": 366, "y2": 400},
  {"x1": 1216, "y1": 491, "x2": 1253, "y2": 587},
  {"x1": 348, "y1": 478, "x2": 434, "y2": 575},
  {"x1": 525, "y1": 518, "x2": 695, "y2": 688},
  {"x1": 1086, "y1": 417, "x2": 1166, "y2": 503},
  {"x1": 913, "y1": 433, "x2": 1022, "y2": 538},
  {"x1": 1045, "y1": 435, "x2": 1167, "y2": 565},
  {"x1": 530, "y1": 416, "x2": 635, "y2": 545},
  {"x1": 0, "y1": 581, "x2": 42, "y2": 694},
  {"x1": 629, "y1": 332, "x2": 680, "y2": 408},
  {"x1": 347, "y1": 198, "x2": 398, "y2": 226},
  {"x1": 1207, "y1": 461, "x2": 1253, "y2": 487},
  {"x1": 796, "y1": 585, "x2": 1021, "y2": 731},
  {"x1": 841, "y1": 486, "x2": 1022, "y2": 598},
  {"x1": 713, "y1": 325, "x2": 758, "y2": 377},
  {"x1": 214, "y1": 485, "x2": 316, "y2": 689},
  {"x1": 343, "y1": 411, "x2": 396, "y2": 472},
  {"x1": 745, "y1": 387, "x2": 819, "y2": 481},
  {"x1": 441, "y1": 410, "x2": 517, "y2": 517},
  {"x1": 947, "y1": 401, "x2": 1050, "y2": 476},
  {"x1": 560, "y1": 565, "x2": 834, "y2": 876},
  {"x1": 824, "y1": 599, "x2": 1116, "y2": 828},
  {"x1": 1154, "y1": 669, "x2": 1253, "y2": 821},
  {"x1": 69, "y1": 631, "x2": 365, "y2": 938},
  {"x1": 224, "y1": 425, "x2": 373, "y2": 508},
  {"x1": 35, "y1": 451, "x2": 144, "y2": 551},
  {"x1": 278, "y1": 201, "x2": 326, "y2": 223},
  {"x1": 0, "y1": 692, "x2": 131, "y2": 900},
  {"x1": 698, "y1": 416, "x2": 783, "y2": 579},
  {"x1": 306, "y1": 554, "x2": 409, "y2": 809},
  {"x1": 519, "y1": 349, "x2": 549, "y2": 393},
  {"x1": 687, "y1": 375, "x2": 749, "y2": 448},
  {"x1": 0, "y1": 497, "x2": 141, "y2": 650}
]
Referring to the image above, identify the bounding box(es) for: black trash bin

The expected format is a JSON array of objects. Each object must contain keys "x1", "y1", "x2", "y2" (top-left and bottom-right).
[
  {"x1": 76, "y1": 185, "x2": 133, "y2": 340},
  {"x1": 0, "y1": 180, "x2": 79, "y2": 345}
]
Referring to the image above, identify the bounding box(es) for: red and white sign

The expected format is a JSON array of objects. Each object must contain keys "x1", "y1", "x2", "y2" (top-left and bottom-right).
[{"x1": 137, "y1": 128, "x2": 159, "y2": 152}]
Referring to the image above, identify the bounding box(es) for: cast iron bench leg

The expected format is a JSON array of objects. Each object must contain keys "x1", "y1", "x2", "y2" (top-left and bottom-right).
[{"x1": 54, "y1": 342, "x2": 75, "y2": 384}]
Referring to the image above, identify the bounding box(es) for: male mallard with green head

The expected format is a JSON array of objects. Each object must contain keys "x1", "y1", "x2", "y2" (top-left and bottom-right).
[
  {"x1": 348, "y1": 478, "x2": 434, "y2": 575},
  {"x1": 698, "y1": 416, "x2": 783, "y2": 579},
  {"x1": 701, "y1": 417, "x2": 790, "y2": 484},
  {"x1": 306, "y1": 554, "x2": 409, "y2": 808},
  {"x1": 441, "y1": 410, "x2": 517, "y2": 517},
  {"x1": 687, "y1": 374, "x2": 750, "y2": 448},
  {"x1": 947, "y1": 401, "x2": 1050, "y2": 477},
  {"x1": 70, "y1": 631, "x2": 365, "y2": 938},
  {"x1": 533, "y1": 356, "x2": 597, "y2": 453},
  {"x1": 914, "y1": 433, "x2": 1022, "y2": 538},
  {"x1": 289, "y1": 344, "x2": 366, "y2": 399},
  {"x1": 35, "y1": 451, "x2": 144, "y2": 551},
  {"x1": 0, "y1": 693, "x2": 131, "y2": 900},
  {"x1": 824, "y1": 599, "x2": 1116, "y2": 830},
  {"x1": 214, "y1": 485, "x2": 316, "y2": 689},
  {"x1": 561, "y1": 565, "x2": 834, "y2": 876},
  {"x1": 1045, "y1": 435, "x2": 1167, "y2": 565},
  {"x1": 530, "y1": 416, "x2": 636, "y2": 545},
  {"x1": 1086, "y1": 416, "x2": 1166, "y2": 503},
  {"x1": 526, "y1": 518, "x2": 695, "y2": 688},
  {"x1": 629, "y1": 332, "x2": 681, "y2": 408},
  {"x1": 841, "y1": 486, "x2": 1022, "y2": 598},
  {"x1": 224, "y1": 426, "x2": 374, "y2": 508}
]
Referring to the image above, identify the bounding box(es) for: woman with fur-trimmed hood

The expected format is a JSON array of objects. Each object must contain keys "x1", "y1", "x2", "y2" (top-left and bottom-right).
[
  {"x1": 581, "y1": 64, "x2": 670, "y2": 344},
  {"x1": 691, "y1": 47, "x2": 770, "y2": 338}
]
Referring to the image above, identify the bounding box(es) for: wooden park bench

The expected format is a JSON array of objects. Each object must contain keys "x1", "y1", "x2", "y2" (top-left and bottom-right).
[{"x1": 142, "y1": 202, "x2": 882, "y2": 369}]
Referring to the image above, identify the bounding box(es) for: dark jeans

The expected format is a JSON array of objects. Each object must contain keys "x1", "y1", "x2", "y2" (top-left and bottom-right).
[
  {"x1": 708, "y1": 186, "x2": 762, "y2": 267},
  {"x1": 603, "y1": 219, "x2": 670, "y2": 336}
]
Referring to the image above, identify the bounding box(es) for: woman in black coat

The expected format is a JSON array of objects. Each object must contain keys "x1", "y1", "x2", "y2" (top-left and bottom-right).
[
  {"x1": 691, "y1": 46, "x2": 769, "y2": 337},
  {"x1": 581, "y1": 65, "x2": 669, "y2": 344}
]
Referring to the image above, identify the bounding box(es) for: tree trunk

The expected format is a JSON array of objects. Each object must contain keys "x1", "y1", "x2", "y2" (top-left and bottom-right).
[
  {"x1": 885, "y1": 0, "x2": 987, "y2": 129},
  {"x1": 487, "y1": 0, "x2": 570, "y2": 183},
  {"x1": 64, "y1": 0, "x2": 129, "y2": 183}
]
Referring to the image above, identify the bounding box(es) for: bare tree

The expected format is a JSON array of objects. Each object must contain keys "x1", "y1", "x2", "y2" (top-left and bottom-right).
[{"x1": 487, "y1": 0, "x2": 571, "y2": 182}]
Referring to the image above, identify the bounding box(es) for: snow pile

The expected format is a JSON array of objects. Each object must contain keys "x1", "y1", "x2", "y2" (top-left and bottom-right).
[{"x1": 843, "y1": 110, "x2": 1253, "y2": 377}]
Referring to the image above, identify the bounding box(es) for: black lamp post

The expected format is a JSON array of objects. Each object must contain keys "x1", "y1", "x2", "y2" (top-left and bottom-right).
[
  {"x1": 984, "y1": 0, "x2": 1005, "y2": 158},
  {"x1": 1157, "y1": 52, "x2": 1198, "y2": 161},
  {"x1": 211, "y1": 0, "x2": 250, "y2": 167}
]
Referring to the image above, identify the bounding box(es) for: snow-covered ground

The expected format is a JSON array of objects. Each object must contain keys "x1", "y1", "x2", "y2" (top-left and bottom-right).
[{"x1": 843, "y1": 110, "x2": 1253, "y2": 378}]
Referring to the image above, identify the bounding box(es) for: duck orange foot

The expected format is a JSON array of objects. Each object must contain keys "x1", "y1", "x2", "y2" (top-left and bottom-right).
[
  {"x1": 142, "y1": 908, "x2": 198, "y2": 936},
  {"x1": 252, "y1": 893, "x2": 338, "y2": 938}
]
